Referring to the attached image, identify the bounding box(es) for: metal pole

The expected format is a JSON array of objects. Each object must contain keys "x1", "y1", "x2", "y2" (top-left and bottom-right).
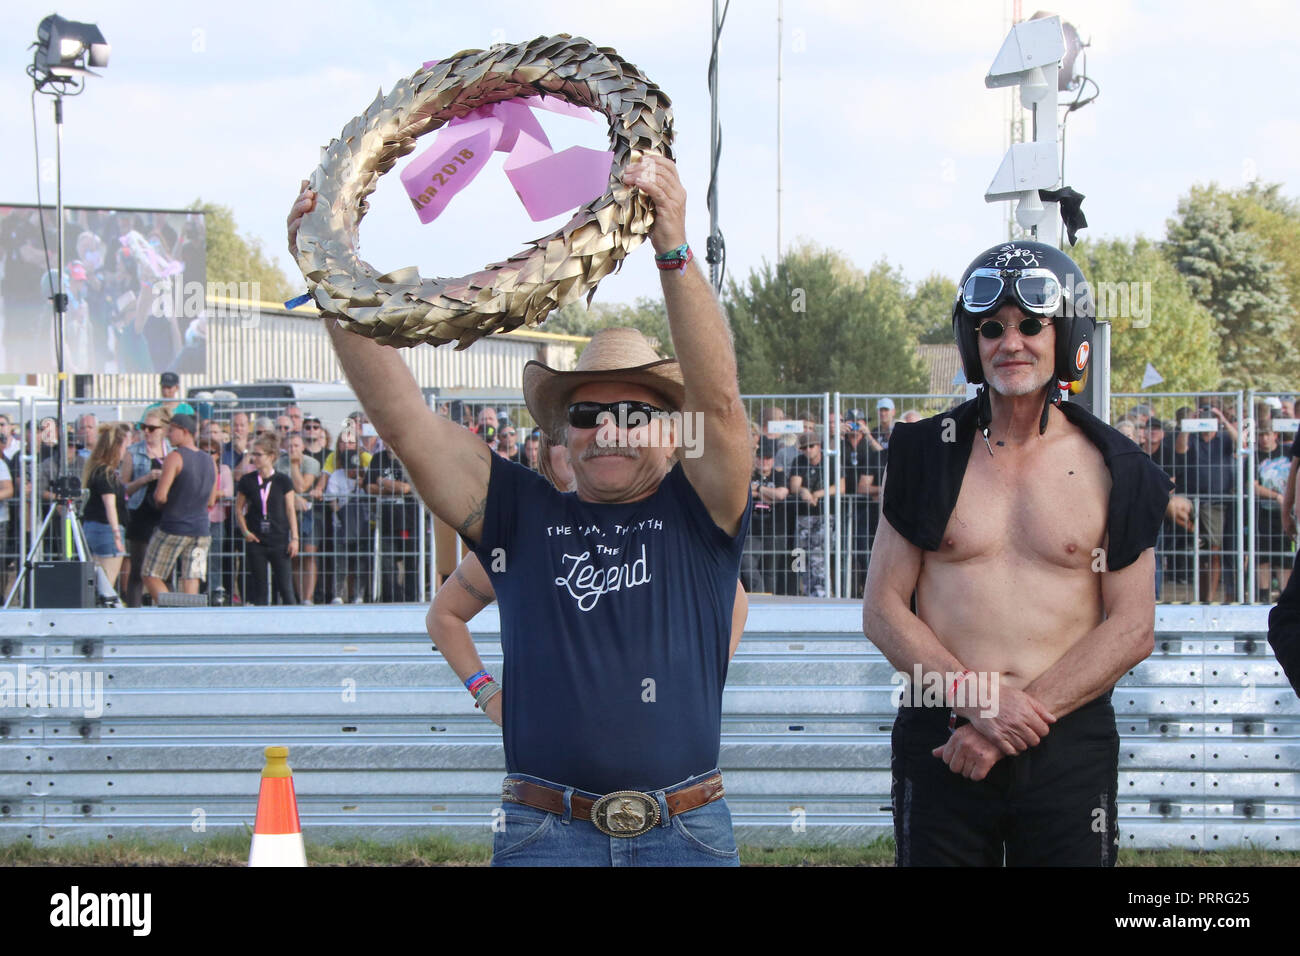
[
  {"x1": 708, "y1": 0, "x2": 721, "y2": 291},
  {"x1": 776, "y1": 0, "x2": 783, "y2": 265},
  {"x1": 1238, "y1": 391, "x2": 1246, "y2": 603},
  {"x1": 417, "y1": 506, "x2": 428, "y2": 603},
  {"x1": 833, "y1": 391, "x2": 843, "y2": 598},
  {"x1": 821, "y1": 393, "x2": 831, "y2": 597},
  {"x1": 54, "y1": 95, "x2": 70, "y2": 486}
]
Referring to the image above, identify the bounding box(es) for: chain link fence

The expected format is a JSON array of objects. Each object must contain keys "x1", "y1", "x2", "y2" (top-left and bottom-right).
[{"x1": 1, "y1": 388, "x2": 1293, "y2": 606}]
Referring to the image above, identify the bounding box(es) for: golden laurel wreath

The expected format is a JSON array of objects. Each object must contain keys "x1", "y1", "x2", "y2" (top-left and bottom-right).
[{"x1": 292, "y1": 35, "x2": 674, "y2": 349}]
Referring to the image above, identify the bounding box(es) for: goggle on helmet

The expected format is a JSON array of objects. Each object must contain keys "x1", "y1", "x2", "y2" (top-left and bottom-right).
[{"x1": 951, "y1": 241, "x2": 1095, "y2": 387}]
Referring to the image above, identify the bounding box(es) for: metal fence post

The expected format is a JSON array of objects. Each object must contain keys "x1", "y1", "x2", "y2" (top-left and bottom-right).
[
  {"x1": 1245, "y1": 389, "x2": 1255, "y2": 603},
  {"x1": 1235, "y1": 389, "x2": 1244, "y2": 602}
]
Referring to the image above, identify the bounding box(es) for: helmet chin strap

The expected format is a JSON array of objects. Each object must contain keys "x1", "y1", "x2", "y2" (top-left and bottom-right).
[
  {"x1": 977, "y1": 385, "x2": 994, "y2": 457},
  {"x1": 977, "y1": 381, "x2": 1061, "y2": 456},
  {"x1": 1039, "y1": 382, "x2": 1060, "y2": 436}
]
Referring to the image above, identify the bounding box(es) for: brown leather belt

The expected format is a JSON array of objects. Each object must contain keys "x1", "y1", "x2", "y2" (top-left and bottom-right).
[{"x1": 501, "y1": 773, "x2": 725, "y2": 838}]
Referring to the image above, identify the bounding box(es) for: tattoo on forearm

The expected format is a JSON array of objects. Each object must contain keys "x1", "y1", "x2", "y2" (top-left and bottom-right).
[{"x1": 453, "y1": 566, "x2": 494, "y2": 605}]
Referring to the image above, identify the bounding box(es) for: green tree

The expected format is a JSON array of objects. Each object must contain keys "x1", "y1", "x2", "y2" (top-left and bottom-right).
[
  {"x1": 906, "y1": 273, "x2": 958, "y2": 344},
  {"x1": 725, "y1": 242, "x2": 928, "y2": 395},
  {"x1": 1228, "y1": 183, "x2": 1300, "y2": 379},
  {"x1": 1164, "y1": 184, "x2": 1293, "y2": 388},
  {"x1": 190, "y1": 199, "x2": 297, "y2": 304},
  {"x1": 543, "y1": 296, "x2": 673, "y2": 358},
  {"x1": 1073, "y1": 237, "x2": 1220, "y2": 393}
]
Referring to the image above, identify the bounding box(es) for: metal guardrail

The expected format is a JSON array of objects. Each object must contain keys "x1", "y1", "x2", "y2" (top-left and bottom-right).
[{"x1": 0, "y1": 603, "x2": 1295, "y2": 850}]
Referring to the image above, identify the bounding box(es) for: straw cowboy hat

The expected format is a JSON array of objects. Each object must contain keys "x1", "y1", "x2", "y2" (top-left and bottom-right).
[{"x1": 523, "y1": 328, "x2": 684, "y2": 440}]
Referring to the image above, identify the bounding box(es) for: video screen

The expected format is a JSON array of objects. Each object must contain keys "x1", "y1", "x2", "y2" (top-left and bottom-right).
[{"x1": 0, "y1": 205, "x2": 206, "y2": 375}]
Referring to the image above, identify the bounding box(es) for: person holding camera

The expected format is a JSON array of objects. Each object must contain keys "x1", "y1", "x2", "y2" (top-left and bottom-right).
[{"x1": 1175, "y1": 401, "x2": 1238, "y2": 602}]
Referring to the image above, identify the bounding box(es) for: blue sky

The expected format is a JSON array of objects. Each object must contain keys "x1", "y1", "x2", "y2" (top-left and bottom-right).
[{"x1": 3, "y1": 0, "x2": 1297, "y2": 307}]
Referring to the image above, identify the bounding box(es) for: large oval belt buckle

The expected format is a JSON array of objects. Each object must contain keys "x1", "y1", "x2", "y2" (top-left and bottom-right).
[{"x1": 590, "y1": 790, "x2": 661, "y2": 838}]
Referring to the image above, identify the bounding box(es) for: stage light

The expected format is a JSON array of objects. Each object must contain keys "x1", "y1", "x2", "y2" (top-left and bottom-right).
[{"x1": 31, "y1": 14, "x2": 109, "y2": 87}]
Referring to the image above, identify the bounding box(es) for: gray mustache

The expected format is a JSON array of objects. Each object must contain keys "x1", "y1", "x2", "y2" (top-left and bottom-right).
[{"x1": 582, "y1": 443, "x2": 639, "y2": 461}]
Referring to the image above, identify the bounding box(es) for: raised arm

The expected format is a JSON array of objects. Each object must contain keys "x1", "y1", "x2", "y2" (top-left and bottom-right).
[
  {"x1": 426, "y1": 553, "x2": 501, "y2": 726},
  {"x1": 289, "y1": 183, "x2": 493, "y2": 545},
  {"x1": 621, "y1": 156, "x2": 750, "y2": 535}
]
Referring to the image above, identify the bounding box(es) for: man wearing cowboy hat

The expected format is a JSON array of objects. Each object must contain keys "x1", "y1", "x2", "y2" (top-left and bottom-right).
[{"x1": 289, "y1": 153, "x2": 752, "y2": 866}]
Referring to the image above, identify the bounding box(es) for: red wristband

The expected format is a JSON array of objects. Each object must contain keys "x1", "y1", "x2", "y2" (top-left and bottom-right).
[{"x1": 948, "y1": 670, "x2": 973, "y2": 708}]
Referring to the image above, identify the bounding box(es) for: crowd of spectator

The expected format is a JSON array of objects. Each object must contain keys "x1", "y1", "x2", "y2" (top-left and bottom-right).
[
  {"x1": 0, "y1": 377, "x2": 549, "y2": 607},
  {"x1": 738, "y1": 396, "x2": 1298, "y2": 602},
  {"x1": 1, "y1": 207, "x2": 205, "y2": 376},
  {"x1": 1, "y1": 386, "x2": 1296, "y2": 606},
  {"x1": 1116, "y1": 396, "x2": 1296, "y2": 604}
]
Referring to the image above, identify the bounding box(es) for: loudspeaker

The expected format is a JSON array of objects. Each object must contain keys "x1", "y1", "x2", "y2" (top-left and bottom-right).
[{"x1": 33, "y1": 561, "x2": 96, "y2": 609}]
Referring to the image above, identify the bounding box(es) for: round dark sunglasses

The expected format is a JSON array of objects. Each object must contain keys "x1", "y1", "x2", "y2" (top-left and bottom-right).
[
  {"x1": 567, "y1": 400, "x2": 665, "y2": 430},
  {"x1": 976, "y1": 316, "x2": 1053, "y2": 340}
]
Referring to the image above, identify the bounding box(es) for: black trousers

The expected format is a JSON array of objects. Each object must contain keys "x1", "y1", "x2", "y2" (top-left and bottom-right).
[
  {"x1": 1268, "y1": 550, "x2": 1300, "y2": 694},
  {"x1": 891, "y1": 693, "x2": 1119, "y2": 867},
  {"x1": 245, "y1": 536, "x2": 297, "y2": 606}
]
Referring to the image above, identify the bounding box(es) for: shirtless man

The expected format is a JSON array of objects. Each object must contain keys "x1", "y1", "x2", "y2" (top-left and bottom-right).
[{"x1": 864, "y1": 241, "x2": 1171, "y2": 867}]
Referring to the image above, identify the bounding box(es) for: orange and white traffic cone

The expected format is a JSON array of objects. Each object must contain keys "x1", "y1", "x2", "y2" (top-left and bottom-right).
[{"x1": 248, "y1": 745, "x2": 307, "y2": 867}]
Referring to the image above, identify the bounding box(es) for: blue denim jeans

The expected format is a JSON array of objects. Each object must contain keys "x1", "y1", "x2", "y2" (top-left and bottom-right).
[{"x1": 491, "y1": 768, "x2": 740, "y2": 867}]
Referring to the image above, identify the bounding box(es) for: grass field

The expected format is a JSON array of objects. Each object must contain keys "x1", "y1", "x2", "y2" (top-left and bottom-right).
[{"x1": 1, "y1": 834, "x2": 1295, "y2": 866}]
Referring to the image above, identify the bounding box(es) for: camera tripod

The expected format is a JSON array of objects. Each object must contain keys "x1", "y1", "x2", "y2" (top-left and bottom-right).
[{"x1": 3, "y1": 473, "x2": 116, "y2": 609}]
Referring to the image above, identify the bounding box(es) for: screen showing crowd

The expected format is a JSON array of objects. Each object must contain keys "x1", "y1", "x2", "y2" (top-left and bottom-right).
[{"x1": 0, "y1": 205, "x2": 206, "y2": 376}]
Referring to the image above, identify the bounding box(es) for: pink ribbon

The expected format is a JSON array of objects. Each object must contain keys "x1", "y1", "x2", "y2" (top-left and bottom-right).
[{"x1": 400, "y1": 79, "x2": 614, "y2": 224}]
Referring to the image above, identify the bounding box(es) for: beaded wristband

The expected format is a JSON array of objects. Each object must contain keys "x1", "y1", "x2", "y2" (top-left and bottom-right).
[{"x1": 475, "y1": 681, "x2": 502, "y2": 710}]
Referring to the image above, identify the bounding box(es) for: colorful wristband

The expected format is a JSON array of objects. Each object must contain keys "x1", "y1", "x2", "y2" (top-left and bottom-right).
[
  {"x1": 475, "y1": 681, "x2": 502, "y2": 711},
  {"x1": 653, "y1": 243, "x2": 693, "y2": 272}
]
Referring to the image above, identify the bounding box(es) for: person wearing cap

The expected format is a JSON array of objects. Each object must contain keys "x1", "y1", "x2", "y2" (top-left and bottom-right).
[
  {"x1": 841, "y1": 408, "x2": 878, "y2": 596},
  {"x1": 742, "y1": 436, "x2": 789, "y2": 594},
  {"x1": 145, "y1": 372, "x2": 196, "y2": 418},
  {"x1": 788, "y1": 427, "x2": 838, "y2": 597},
  {"x1": 873, "y1": 398, "x2": 896, "y2": 450},
  {"x1": 301, "y1": 415, "x2": 330, "y2": 467},
  {"x1": 290, "y1": 151, "x2": 752, "y2": 865},
  {"x1": 141, "y1": 412, "x2": 218, "y2": 602},
  {"x1": 864, "y1": 241, "x2": 1171, "y2": 866}
]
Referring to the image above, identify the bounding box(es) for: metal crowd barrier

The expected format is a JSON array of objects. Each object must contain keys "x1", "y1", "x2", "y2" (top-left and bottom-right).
[
  {"x1": 2, "y1": 389, "x2": 1297, "y2": 605},
  {"x1": 0, "y1": 602, "x2": 1294, "y2": 849}
]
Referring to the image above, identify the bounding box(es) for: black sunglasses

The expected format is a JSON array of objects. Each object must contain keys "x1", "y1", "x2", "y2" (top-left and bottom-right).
[
  {"x1": 976, "y1": 316, "x2": 1052, "y2": 340},
  {"x1": 567, "y1": 400, "x2": 665, "y2": 430},
  {"x1": 142, "y1": 424, "x2": 163, "y2": 432}
]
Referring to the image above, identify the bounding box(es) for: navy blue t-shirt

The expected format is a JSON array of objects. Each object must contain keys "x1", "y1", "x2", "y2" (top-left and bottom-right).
[{"x1": 472, "y1": 454, "x2": 751, "y2": 795}]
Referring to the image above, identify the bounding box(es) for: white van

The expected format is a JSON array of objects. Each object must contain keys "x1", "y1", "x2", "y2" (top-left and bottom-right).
[{"x1": 187, "y1": 380, "x2": 361, "y2": 432}]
